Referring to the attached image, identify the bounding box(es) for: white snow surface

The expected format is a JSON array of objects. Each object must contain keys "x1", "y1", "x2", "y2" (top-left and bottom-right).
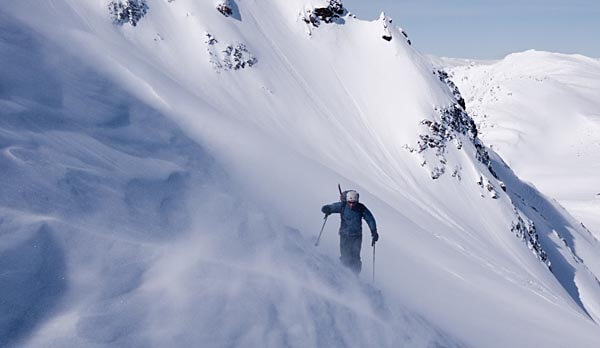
[
  {"x1": 445, "y1": 50, "x2": 600, "y2": 238},
  {"x1": 1, "y1": 1, "x2": 600, "y2": 347}
]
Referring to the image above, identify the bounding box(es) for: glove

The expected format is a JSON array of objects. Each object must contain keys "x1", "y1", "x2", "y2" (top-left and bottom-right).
[
  {"x1": 371, "y1": 230, "x2": 379, "y2": 246},
  {"x1": 321, "y1": 206, "x2": 331, "y2": 216}
]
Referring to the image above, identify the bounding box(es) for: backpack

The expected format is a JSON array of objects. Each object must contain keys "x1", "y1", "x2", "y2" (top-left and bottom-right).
[{"x1": 340, "y1": 190, "x2": 350, "y2": 202}]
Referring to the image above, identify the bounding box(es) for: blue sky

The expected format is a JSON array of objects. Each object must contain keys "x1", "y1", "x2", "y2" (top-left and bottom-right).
[{"x1": 343, "y1": 0, "x2": 600, "y2": 59}]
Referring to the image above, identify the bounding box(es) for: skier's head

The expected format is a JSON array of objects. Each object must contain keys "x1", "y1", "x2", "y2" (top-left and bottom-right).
[{"x1": 346, "y1": 190, "x2": 359, "y2": 206}]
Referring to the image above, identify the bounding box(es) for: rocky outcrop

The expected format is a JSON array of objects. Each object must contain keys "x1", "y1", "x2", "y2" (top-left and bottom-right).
[
  {"x1": 406, "y1": 104, "x2": 478, "y2": 180},
  {"x1": 477, "y1": 175, "x2": 499, "y2": 199},
  {"x1": 409, "y1": 102, "x2": 498, "y2": 181},
  {"x1": 302, "y1": 0, "x2": 346, "y2": 28},
  {"x1": 216, "y1": 0, "x2": 241, "y2": 20},
  {"x1": 216, "y1": 0, "x2": 233, "y2": 17},
  {"x1": 401, "y1": 30, "x2": 411, "y2": 45},
  {"x1": 223, "y1": 44, "x2": 257, "y2": 70},
  {"x1": 429, "y1": 71, "x2": 499, "y2": 179},
  {"x1": 378, "y1": 12, "x2": 412, "y2": 45},
  {"x1": 380, "y1": 12, "x2": 392, "y2": 41},
  {"x1": 435, "y1": 69, "x2": 466, "y2": 110},
  {"x1": 205, "y1": 33, "x2": 257, "y2": 71},
  {"x1": 108, "y1": 0, "x2": 149, "y2": 27},
  {"x1": 512, "y1": 214, "x2": 551, "y2": 269}
]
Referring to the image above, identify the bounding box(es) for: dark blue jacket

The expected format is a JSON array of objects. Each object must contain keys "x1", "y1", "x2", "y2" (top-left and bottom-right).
[{"x1": 321, "y1": 202, "x2": 377, "y2": 236}]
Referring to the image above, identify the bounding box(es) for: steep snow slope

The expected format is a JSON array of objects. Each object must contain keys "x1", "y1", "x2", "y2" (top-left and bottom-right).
[
  {"x1": 446, "y1": 50, "x2": 600, "y2": 239},
  {"x1": 2, "y1": 1, "x2": 600, "y2": 347},
  {"x1": 1, "y1": 13, "x2": 451, "y2": 348}
]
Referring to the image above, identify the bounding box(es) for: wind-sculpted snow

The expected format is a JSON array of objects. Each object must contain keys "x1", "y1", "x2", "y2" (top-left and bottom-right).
[
  {"x1": 2, "y1": 1, "x2": 600, "y2": 347},
  {"x1": 0, "y1": 225, "x2": 66, "y2": 346}
]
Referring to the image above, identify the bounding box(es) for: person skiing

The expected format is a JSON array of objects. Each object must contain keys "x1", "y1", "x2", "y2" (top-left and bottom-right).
[{"x1": 321, "y1": 190, "x2": 378, "y2": 274}]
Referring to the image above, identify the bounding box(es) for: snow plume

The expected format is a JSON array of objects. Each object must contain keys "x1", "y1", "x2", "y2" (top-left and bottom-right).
[
  {"x1": 0, "y1": 12, "x2": 461, "y2": 347},
  {"x1": 138, "y1": 203, "x2": 463, "y2": 347}
]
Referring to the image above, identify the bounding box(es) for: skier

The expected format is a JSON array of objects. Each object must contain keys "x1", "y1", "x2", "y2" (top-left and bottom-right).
[{"x1": 321, "y1": 190, "x2": 378, "y2": 274}]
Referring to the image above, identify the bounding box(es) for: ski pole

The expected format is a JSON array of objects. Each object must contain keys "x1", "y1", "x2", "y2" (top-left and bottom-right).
[
  {"x1": 314, "y1": 215, "x2": 328, "y2": 247},
  {"x1": 372, "y1": 243, "x2": 376, "y2": 284}
]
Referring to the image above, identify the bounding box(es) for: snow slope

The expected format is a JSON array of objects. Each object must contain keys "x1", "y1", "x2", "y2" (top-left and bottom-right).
[
  {"x1": 446, "y1": 50, "x2": 600, "y2": 238},
  {"x1": 2, "y1": 1, "x2": 600, "y2": 347}
]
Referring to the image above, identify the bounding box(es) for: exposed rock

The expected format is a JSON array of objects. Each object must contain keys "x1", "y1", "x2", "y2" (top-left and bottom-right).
[
  {"x1": 205, "y1": 33, "x2": 257, "y2": 71},
  {"x1": 475, "y1": 175, "x2": 498, "y2": 198},
  {"x1": 313, "y1": 7, "x2": 335, "y2": 20},
  {"x1": 423, "y1": 70, "x2": 499, "y2": 180},
  {"x1": 223, "y1": 44, "x2": 258, "y2": 70},
  {"x1": 486, "y1": 181, "x2": 499, "y2": 199},
  {"x1": 302, "y1": 0, "x2": 347, "y2": 28},
  {"x1": 401, "y1": 30, "x2": 411, "y2": 45},
  {"x1": 512, "y1": 215, "x2": 551, "y2": 269},
  {"x1": 435, "y1": 69, "x2": 466, "y2": 109},
  {"x1": 452, "y1": 165, "x2": 462, "y2": 181},
  {"x1": 328, "y1": 0, "x2": 344, "y2": 14},
  {"x1": 109, "y1": 0, "x2": 149, "y2": 27},
  {"x1": 407, "y1": 101, "x2": 501, "y2": 184},
  {"x1": 205, "y1": 32, "x2": 218, "y2": 46},
  {"x1": 380, "y1": 12, "x2": 392, "y2": 41},
  {"x1": 499, "y1": 181, "x2": 507, "y2": 192},
  {"x1": 430, "y1": 167, "x2": 445, "y2": 180},
  {"x1": 216, "y1": 0, "x2": 233, "y2": 17}
]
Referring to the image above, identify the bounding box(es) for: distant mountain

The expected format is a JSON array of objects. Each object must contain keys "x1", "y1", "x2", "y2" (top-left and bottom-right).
[{"x1": 443, "y1": 50, "x2": 600, "y2": 237}]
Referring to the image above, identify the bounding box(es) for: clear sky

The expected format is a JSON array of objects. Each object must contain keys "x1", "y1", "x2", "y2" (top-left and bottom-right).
[{"x1": 343, "y1": 0, "x2": 600, "y2": 59}]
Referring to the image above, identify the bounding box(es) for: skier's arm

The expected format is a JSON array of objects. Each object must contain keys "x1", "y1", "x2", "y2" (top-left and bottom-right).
[
  {"x1": 321, "y1": 202, "x2": 343, "y2": 215},
  {"x1": 363, "y1": 206, "x2": 379, "y2": 246},
  {"x1": 362, "y1": 206, "x2": 377, "y2": 233}
]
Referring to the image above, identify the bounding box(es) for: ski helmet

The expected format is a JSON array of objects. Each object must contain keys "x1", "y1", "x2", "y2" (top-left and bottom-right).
[{"x1": 346, "y1": 190, "x2": 359, "y2": 203}]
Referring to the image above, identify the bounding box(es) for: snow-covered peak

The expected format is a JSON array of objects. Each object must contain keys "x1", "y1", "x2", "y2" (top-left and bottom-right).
[{"x1": 447, "y1": 48, "x2": 600, "y2": 237}]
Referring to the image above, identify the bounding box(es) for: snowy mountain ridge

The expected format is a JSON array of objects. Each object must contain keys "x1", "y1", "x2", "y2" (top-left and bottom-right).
[
  {"x1": 444, "y1": 50, "x2": 600, "y2": 238},
  {"x1": 1, "y1": 0, "x2": 600, "y2": 347}
]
